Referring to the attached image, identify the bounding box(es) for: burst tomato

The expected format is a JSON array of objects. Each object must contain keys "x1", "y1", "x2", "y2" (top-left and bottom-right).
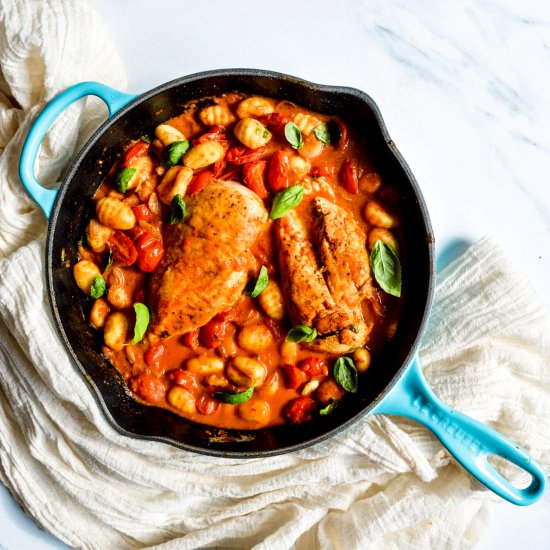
[
  {"x1": 108, "y1": 230, "x2": 138, "y2": 266},
  {"x1": 226, "y1": 145, "x2": 268, "y2": 165},
  {"x1": 167, "y1": 369, "x2": 198, "y2": 390},
  {"x1": 311, "y1": 164, "x2": 335, "y2": 178},
  {"x1": 284, "y1": 396, "x2": 317, "y2": 424},
  {"x1": 144, "y1": 344, "x2": 165, "y2": 367},
  {"x1": 187, "y1": 170, "x2": 215, "y2": 196},
  {"x1": 200, "y1": 320, "x2": 227, "y2": 349},
  {"x1": 340, "y1": 159, "x2": 358, "y2": 194},
  {"x1": 121, "y1": 141, "x2": 149, "y2": 167},
  {"x1": 131, "y1": 373, "x2": 165, "y2": 404},
  {"x1": 298, "y1": 357, "x2": 328, "y2": 378},
  {"x1": 197, "y1": 394, "x2": 220, "y2": 415},
  {"x1": 182, "y1": 329, "x2": 200, "y2": 350},
  {"x1": 192, "y1": 125, "x2": 226, "y2": 144},
  {"x1": 242, "y1": 160, "x2": 269, "y2": 199},
  {"x1": 267, "y1": 150, "x2": 289, "y2": 191},
  {"x1": 135, "y1": 232, "x2": 164, "y2": 273},
  {"x1": 259, "y1": 113, "x2": 289, "y2": 138},
  {"x1": 281, "y1": 364, "x2": 307, "y2": 390},
  {"x1": 132, "y1": 203, "x2": 152, "y2": 222}
]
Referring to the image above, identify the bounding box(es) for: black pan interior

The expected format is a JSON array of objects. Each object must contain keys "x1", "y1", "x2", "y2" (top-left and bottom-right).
[{"x1": 47, "y1": 69, "x2": 435, "y2": 457}]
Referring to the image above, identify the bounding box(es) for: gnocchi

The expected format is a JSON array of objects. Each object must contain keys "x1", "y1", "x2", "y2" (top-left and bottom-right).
[
  {"x1": 183, "y1": 141, "x2": 225, "y2": 170},
  {"x1": 293, "y1": 112, "x2": 321, "y2": 136},
  {"x1": 364, "y1": 200, "x2": 399, "y2": 228},
  {"x1": 233, "y1": 118, "x2": 271, "y2": 149},
  {"x1": 155, "y1": 124, "x2": 186, "y2": 147},
  {"x1": 257, "y1": 280, "x2": 285, "y2": 321},
  {"x1": 103, "y1": 312, "x2": 128, "y2": 351},
  {"x1": 226, "y1": 356, "x2": 267, "y2": 388},
  {"x1": 236, "y1": 97, "x2": 273, "y2": 119},
  {"x1": 157, "y1": 165, "x2": 193, "y2": 204},
  {"x1": 96, "y1": 197, "x2": 136, "y2": 230},
  {"x1": 167, "y1": 386, "x2": 196, "y2": 414},
  {"x1": 187, "y1": 355, "x2": 225, "y2": 375},
  {"x1": 73, "y1": 260, "x2": 101, "y2": 294},
  {"x1": 367, "y1": 227, "x2": 399, "y2": 254},
  {"x1": 238, "y1": 322, "x2": 274, "y2": 352},
  {"x1": 199, "y1": 104, "x2": 236, "y2": 127},
  {"x1": 86, "y1": 218, "x2": 113, "y2": 253}
]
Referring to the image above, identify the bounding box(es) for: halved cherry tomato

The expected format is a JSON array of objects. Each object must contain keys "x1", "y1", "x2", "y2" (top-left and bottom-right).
[
  {"x1": 214, "y1": 309, "x2": 238, "y2": 322},
  {"x1": 280, "y1": 364, "x2": 307, "y2": 390},
  {"x1": 226, "y1": 145, "x2": 268, "y2": 165},
  {"x1": 298, "y1": 357, "x2": 328, "y2": 378},
  {"x1": 219, "y1": 166, "x2": 241, "y2": 180},
  {"x1": 167, "y1": 369, "x2": 198, "y2": 390},
  {"x1": 135, "y1": 232, "x2": 164, "y2": 273},
  {"x1": 259, "y1": 113, "x2": 289, "y2": 139},
  {"x1": 267, "y1": 150, "x2": 289, "y2": 191},
  {"x1": 187, "y1": 170, "x2": 215, "y2": 196},
  {"x1": 336, "y1": 120, "x2": 348, "y2": 149},
  {"x1": 340, "y1": 160, "x2": 358, "y2": 194},
  {"x1": 200, "y1": 320, "x2": 227, "y2": 349},
  {"x1": 132, "y1": 204, "x2": 152, "y2": 222},
  {"x1": 122, "y1": 141, "x2": 149, "y2": 168},
  {"x1": 197, "y1": 393, "x2": 220, "y2": 415},
  {"x1": 284, "y1": 396, "x2": 317, "y2": 424},
  {"x1": 108, "y1": 230, "x2": 138, "y2": 266},
  {"x1": 131, "y1": 373, "x2": 165, "y2": 403},
  {"x1": 213, "y1": 160, "x2": 226, "y2": 178},
  {"x1": 311, "y1": 164, "x2": 335, "y2": 178},
  {"x1": 182, "y1": 329, "x2": 200, "y2": 350},
  {"x1": 145, "y1": 344, "x2": 165, "y2": 367},
  {"x1": 192, "y1": 125, "x2": 226, "y2": 144},
  {"x1": 242, "y1": 160, "x2": 269, "y2": 199}
]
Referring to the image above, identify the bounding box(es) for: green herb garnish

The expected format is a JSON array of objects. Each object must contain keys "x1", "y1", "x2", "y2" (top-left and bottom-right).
[
  {"x1": 90, "y1": 275, "x2": 106, "y2": 299},
  {"x1": 164, "y1": 140, "x2": 190, "y2": 167},
  {"x1": 269, "y1": 185, "x2": 304, "y2": 220},
  {"x1": 131, "y1": 303, "x2": 150, "y2": 344},
  {"x1": 333, "y1": 356, "x2": 358, "y2": 393},
  {"x1": 284, "y1": 122, "x2": 304, "y2": 149},
  {"x1": 214, "y1": 387, "x2": 254, "y2": 404},
  {"x1": 313, "y1": 122, "x2": 331, "y2": 146},
  {"x1": 170, "y1": 194, "x2": 187, "y2": 225},
  {"x1": 286, "y1": 325, "x2": 317, "y2": 343},
  {"x1": 246, "y1": 265, "x2": 269, "y2": 298},
  {"x1": 115, "y1": 167, "x2": 136, "y2": 193},
  {"x1": 319, "y1": 401, "x2": 336, "y2": 415},
  {"x1": 370, "y1": 240, "x2": 402, "y2": 297},
  {"x1": 140, "y1": 135, "x2": 151, "y2": 144}
]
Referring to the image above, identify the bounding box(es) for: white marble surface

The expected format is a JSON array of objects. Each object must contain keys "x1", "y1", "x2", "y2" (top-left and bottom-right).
[{"x1": 2, "y1": 0, "x2": 549, "y2": 548}]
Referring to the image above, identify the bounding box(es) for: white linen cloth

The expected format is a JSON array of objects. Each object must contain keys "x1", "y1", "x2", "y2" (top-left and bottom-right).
[{"x1": 0, "y1": 1, "x2": 548, "y2": 549}]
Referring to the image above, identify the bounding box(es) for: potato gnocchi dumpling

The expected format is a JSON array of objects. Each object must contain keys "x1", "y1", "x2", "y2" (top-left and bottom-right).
[{"x1": 74, "y1": 91, "x2": 403, "y2": 430}]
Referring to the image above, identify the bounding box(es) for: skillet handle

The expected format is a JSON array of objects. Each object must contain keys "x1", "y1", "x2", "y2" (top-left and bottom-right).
[
  {"x1": 372, "y1": 357, "x2": 547, "y2": 505},
  {"x1": 19, "y1": 82, "x2": 137, "y2": 219}
]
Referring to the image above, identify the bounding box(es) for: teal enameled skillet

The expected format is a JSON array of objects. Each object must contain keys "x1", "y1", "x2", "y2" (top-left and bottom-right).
[{"x1": 19, "y1": 69, "x2": 546, "y2": 505}]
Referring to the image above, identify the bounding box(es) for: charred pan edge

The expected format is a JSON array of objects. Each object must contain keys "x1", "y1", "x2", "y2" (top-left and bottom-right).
[{"x1": 46, "y1": 68, "x2": 435, "y2": 457}]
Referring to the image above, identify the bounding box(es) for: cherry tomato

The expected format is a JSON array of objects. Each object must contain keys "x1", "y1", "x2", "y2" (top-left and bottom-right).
[
  {"x1": 122, "y1": 141, "x2": 149, "y2": 168},
  {"x1": 182, "y1": 329, "x2": 200, "y2": 350},
  {"x1": 298, "y1": 357, "x2": 328, "y2": 378},
  {"x1": 135, "y1": 232, "x2": 164, "y2": 273},
  {"x1": 284, "y1": 396, "x2": 317, "y2": 424},
  {"x1": 108, "y1": 230, "x2": 138, "y2": 266},
  {"x1": 280, "y1": 364, "x2": 307, "y2": 390},
  {"x1": 187, "y1": 170, "x2": 215, "y2": 196},
  {"x1": 167, "y1": 369, "x2": 198, "y2": 390},
  {"x1": 340, "y1": 160, "x2": 358, "y2": 194},
  {"x1": 311, "y1": 165, "x2": 335, "y2": 178},
  {"x1": 258, "y1": 113, "x2": 289, "y2": 138},
  {"x1": 132, "y1": 204, "x2": 152, "y2": 222},
  {"x1": 214, "y1": 309, "x2": 238, "y2": 322},
  {"x1": 242, "y1": 160, "x2": 269, "y2": 199},
  {"x1": 213, "y1": 160, "x2": 226, "y2": 178},
  {"x1": 192, "y1": 125, "x2": 226, "y2": 144},
  {"x1": 131, "y1": 373, "x2": 165, "y2": 404},
  {"x1": 267, "y1": 150, "x2": 289, "y2": 191},
  {"x1": 197, "y1": 393, "x2": 220, "y2": 415},
  {"x1": 145, "y1": 344, "x2": 165, "y2": 367},
  {"x1": 226, "y1": 145, "x2": 268, "y2": 165},
  {"x1": 219, "y1": 166, "x2": 241, "y2": 180},
  {"x1": 200, "y1": 320, "x2": 227, "y2": 349}
]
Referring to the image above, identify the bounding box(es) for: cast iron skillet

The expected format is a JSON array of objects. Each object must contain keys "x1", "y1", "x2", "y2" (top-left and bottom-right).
[{"x1": 19, "y1": 69, "x2": 546, "y2": 505}]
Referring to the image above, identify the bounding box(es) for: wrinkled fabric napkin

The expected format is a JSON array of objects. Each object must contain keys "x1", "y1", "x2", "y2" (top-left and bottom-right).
[{"x1": 0, "y1": 1, "x2": 549, "y2": 549}]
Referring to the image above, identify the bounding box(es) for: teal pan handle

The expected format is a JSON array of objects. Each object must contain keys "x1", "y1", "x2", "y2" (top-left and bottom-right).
[
  {"x1": 372, "y1": 357, "x2": 547, "y2": 505},
  {"x1": 19, "y1": 82, "x2": 137, "y2": 219}
]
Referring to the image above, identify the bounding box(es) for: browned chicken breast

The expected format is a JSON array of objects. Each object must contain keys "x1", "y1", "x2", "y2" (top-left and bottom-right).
[
  {"x1": 276, "y1": 198, "x2": 374, "y2": 354},
  {"x1": 149, "y1": 180, "x2": 268, "y2": 337}
]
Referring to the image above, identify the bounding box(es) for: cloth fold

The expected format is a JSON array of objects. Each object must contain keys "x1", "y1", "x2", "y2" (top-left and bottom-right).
[{"x1": 0, "y1": 1, "x2": 548, "y2": 549}]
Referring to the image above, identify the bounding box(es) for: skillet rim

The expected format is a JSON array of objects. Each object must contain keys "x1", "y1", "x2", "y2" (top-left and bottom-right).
[{"x1": 46, "y1": 68, "x2": 436, "y2": 457}]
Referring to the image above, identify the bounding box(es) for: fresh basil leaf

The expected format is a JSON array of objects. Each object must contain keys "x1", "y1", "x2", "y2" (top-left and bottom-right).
[
  {"x1": 334, "y1": 356, "x2": 358, "y2": 393},
  {"x1": 286, "y1": 324, "x2": 317, "y2": 343},
  {"x1": 370, "y1": 240, "x2": 402, "y2": 297},
  {"x1": 132, "y1": 303, "x2": 150, "y2": 344},
  {"x1": 284, "y1": 122, "x2": 304, "y2": 149},
  {"x1": 313, "y1": 122, "x2": 331, "y2": 146},
  {"x1": 115, "y1": 167, "x2": 136, "y2": 193},
  {"x1": 246, "y1": 265, "x2": 269, "y2": 298},
  {"x1": 140, "y1": 135, "x2": 151, "y2": 144},
  {"x1": 269, "y1": 185, "x2": 304, "y2": 220},
  {"x1": 170, "y1": 194, "x2": 187, "y2": 225},
  {"x1": 214, "y1": 387, "x2": 254, "y2": 404},
  {"x1": 90, "y1": 275, "x2": 106, "y2": 299},
  {"x1": 319, "y1": 401, "x2": 336, "y2": 416},
  {"x1": 164, "y1": 140, "x2": 190, "y2": 167}
]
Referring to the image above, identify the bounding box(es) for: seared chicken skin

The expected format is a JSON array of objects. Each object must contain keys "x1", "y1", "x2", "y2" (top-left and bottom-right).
[
  {"x1": 276, "y1": 197, "x2": 373, "y2": 354},
  {"x1": 150, "y1": 180, "x2": 268, "y2": 337}
]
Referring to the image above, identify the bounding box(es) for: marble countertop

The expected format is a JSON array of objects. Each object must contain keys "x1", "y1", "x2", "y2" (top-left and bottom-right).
[{"x1": 1, "y1": 0, "x2": 548, "y2": 548}]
